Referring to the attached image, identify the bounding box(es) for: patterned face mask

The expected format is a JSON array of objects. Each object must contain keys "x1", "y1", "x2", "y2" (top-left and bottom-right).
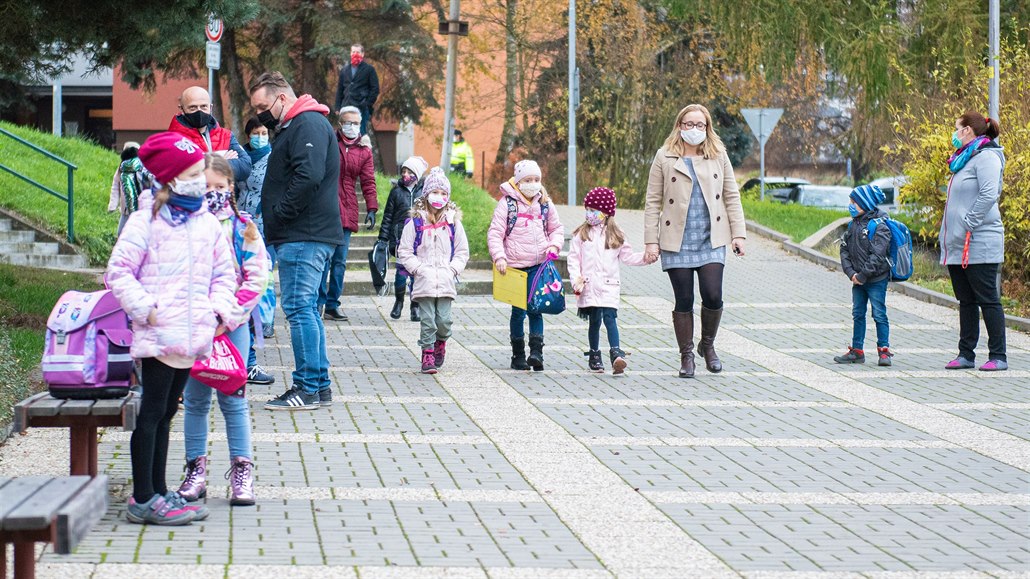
[
  {"x1": 205, "y1": 188, "x2": 233, "y2": 215},
  {"x1": 585, "y1": 210, "x2": 605, "y2": 227}
]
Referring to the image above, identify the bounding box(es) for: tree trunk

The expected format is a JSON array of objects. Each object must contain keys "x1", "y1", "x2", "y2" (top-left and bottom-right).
[
  {"x1": 299, "y1": 5, "x2": 318, "y2": 97},
  {"x1": 210, "y1": 68, "x2": 223, "y2": 129},
  {"x1": 222, "y1": 27, "x2": 249, "y2": 136},
  {"x1": 495, "y1": 0, "x2": 518, "y2": 164}
]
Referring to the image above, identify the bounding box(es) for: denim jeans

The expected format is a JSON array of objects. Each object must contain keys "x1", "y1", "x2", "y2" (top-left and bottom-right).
[
  {"x1": 851, "y1": 277, "x2": 890, "y2": 349},
  {"x1": 587, "y1": 307, "x2": 620, "y2": 350},
  {"x1": 948, "y1": 263, "x2": 1007, "y2": 362},
  {"x1": 278, "y1": 241, "x2": 334, "y2": 394},
  {"x1": 249, "y1": 244, "x2": 277, "y2": 369},
  {"x1": 394, "y1": 266, "x2": 411, "y2": 293},
  {"x1": 510, "y1": 263, "x2": 543, "y2": 338},
  {"x1": 183, "y1": 323, "x2": 252, "y2": 460},
  {"x1": 416, "y1": 297, "x2": 453, "y2": 350},
  {"x1": 318, "y1": 230, "x2": 352, "y2": 310}
]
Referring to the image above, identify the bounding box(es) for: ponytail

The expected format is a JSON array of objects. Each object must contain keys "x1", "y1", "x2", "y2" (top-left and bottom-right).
[{"x1": 959, "y1": 110, "x2": 1001, "y2": 140}]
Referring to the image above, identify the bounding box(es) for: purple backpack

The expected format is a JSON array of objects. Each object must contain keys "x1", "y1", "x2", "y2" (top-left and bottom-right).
[{"x1": 42, "y1": 290, "x2": 134, "y2": 399}]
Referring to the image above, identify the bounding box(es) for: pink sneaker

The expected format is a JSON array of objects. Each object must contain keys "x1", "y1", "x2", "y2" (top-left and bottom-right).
[{"x1": 979, "y1": 359, "x2": 1008, "y2": 371}]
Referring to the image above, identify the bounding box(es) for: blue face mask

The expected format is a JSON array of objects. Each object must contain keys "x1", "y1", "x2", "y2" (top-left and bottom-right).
[
  {"x1": 250, "y1": 134, "x2": 269, "y2": 148},
  {"x1": 951, "y1": 131, "x2": 962, "y2": 149},
  {"x1": 848, "y1": 204, "x2": 860, "y2": 218}
]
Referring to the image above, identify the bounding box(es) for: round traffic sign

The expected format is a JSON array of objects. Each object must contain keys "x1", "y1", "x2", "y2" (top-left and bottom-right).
[{"x1": 205, "y1": 15, "x2": 223, "y2": 43}]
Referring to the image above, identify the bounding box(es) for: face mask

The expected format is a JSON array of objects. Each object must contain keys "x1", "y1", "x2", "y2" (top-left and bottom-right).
[
  {"x1": 341, "y1": 124, "x2": 360, "y2": 139},
  {"x1": 182, "y1": 110, "x2": 213, "y2": 129},
  {"x1": 351, "y1": 54, "x2": 364, "y2": 66},
  {"x1": 951, "y1": 130, "x2": 963, "y2": 149},
  {"x1": 585, "y1": 210, "x2": 605, "y2": 227},
  {"x1": 257, "y1": 96, "x2": 283, "y2": 132},
  {"x1": 401, "y1": 174, "x2": 417, "y2": 187},
  {"x1": 250, "y1": 134, "x2": 269, "y2": 148},
  {"x1": 172, "y1": 175, "x2": 208, "y2": 198},
  {"x1": 205, "y1": 189, "x2": 233, "y2": 215},
  {"x1": 848, "y1": 204, "x2": 860, "y2": 218},
  {"x1": 519, "y1": 182, "x2": 542, "y2": 197},
  {"x1": 680, "y1": 128, "x2": 706, "y2": 146},
  {"x1": 427, "y1": 193, "x2": 448, "y2": 209}
]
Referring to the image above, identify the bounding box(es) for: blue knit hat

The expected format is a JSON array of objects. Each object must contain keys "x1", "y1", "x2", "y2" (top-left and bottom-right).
[{"x1": 850, "y1": 184, "x2": 885, "y2": 212}]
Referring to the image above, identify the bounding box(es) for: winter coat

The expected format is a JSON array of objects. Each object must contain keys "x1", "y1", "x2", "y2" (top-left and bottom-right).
[
  {"x1": 334, "y1": 61, "x2": 380, "y2": 111},
  {"x1": 840, "y1": 208, "x2": 892, "y2": 284},
  {"x1": 236, "y1": 148, "x2": 269, "y2": 236},
  {"x1": 336, "y1": 131, "x2": 379, "y2": 233},
  {"x1": 644, "y1": 148, "x2": 746, "y2": 251},
  {"x1": 108, "y1": 157, "x2": 148, "y2": 216},
  {"x1": 379, "y1": 181, "x2": 420, "y2": 251},
  {"x1": 567, "y1": 225, "x2": 647, "y2": 309},
  {"x1": 449, "y1": 140, "x2": 475, "y2": 176},
  {"x1": 487, "y1": 181, "x2": 565, "y2": 269},
  {"x1": 260, "y1": 97, "x2": 344, "y2": 248},
  {"x1": 940, "y1": 143, "x2": 1006, "y2": 266},
  {"x1": 167, "y1": 116, "x2": 252, "y2": 183},
  {"x1": 105, "y1": 193, "x2": 239, "y2": 362},
  {"x1": 213, "y1": 208, "x2": 270, "y2": 330},
  {"x1": 397, "y1": 198, "x2": 470, "y2": 300}
]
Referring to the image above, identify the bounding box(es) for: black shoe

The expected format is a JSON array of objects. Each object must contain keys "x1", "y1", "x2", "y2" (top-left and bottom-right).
[
  {"x1": 585, "y1": 350, "x2": 603, "y2": 373},
  {"x1": 318, "y1": 387, "x2": 333, "y2": 406},
  {"x1": 510, "y1": 337, "x2": 530, "y2": 370},
  {"x1": 247, "y1": 365, "x2": 275, "y2": 385},
  {"x1": 410, "y1": 301, "x2": 420, "y2": 322},
  {"x1": 527, "y1": 334, "x2": 544, "y2": 372},
  {"x1": 324, "y1": 308, "x2": 348, "y2": 321},
  {"x1": 391, "y1": 289, "x2": 405, "y2": 319},
  {"x1": 264, "y1": 387, "x2": 319, "y2": 411}
]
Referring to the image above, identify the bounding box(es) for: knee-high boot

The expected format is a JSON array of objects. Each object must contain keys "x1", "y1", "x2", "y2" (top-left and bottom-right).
[
  {"x1": 672, "y1": 311, "x2": 695, "y2": 379},
  {"x1": 699, "y1": 306, "x2": 723, "y2": 373}
]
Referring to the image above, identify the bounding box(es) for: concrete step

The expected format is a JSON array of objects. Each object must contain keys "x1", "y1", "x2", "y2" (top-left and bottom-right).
[
  {"x1": 0, "y1": 241, "x2": 60, "y2": 255},
  {"x1": 0, "y1": 252, "x2": 88, "y2": 269},
  {"x1": 0, "y1": 229, "x2": 35, "y2": 243},
  {"x1": 0, "y1": 218, "x2": 11, "y2": 232}
]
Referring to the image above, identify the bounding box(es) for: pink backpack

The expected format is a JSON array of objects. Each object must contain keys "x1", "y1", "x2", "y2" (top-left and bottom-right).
[{"x1": 43, "y1": 290, "x2": 134, "y2": 399}]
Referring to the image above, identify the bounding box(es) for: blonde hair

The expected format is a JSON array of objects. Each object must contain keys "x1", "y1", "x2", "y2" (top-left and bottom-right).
[
  {"x1": 573, "y1": 216, "x2": 625, "y2": 250},
  {"x1": 661, "y1": 104, "x2": 726, "y2": 159}
]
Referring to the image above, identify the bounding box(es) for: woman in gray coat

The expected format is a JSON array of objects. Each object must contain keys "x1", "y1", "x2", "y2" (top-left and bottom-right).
[{"x1": 940, "y1": 111, "x2": 1007, "y2": 371}]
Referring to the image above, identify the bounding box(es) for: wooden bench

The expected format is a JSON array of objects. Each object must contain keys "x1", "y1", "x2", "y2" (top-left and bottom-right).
[
  {"x1": 0, "y1": 475, "x2": 108, "y2": 579},
  {"x1": 13, "y1": 392, "x2": 139, "y2": 477}
]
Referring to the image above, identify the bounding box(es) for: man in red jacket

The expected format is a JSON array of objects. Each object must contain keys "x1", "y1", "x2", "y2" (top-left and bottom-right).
[
  {"x1": 318, "y1": 106, "x2": 379, "y2": 321},
  {"x1": 168, "y1": 86, "x2": 251, "y2": 182}
]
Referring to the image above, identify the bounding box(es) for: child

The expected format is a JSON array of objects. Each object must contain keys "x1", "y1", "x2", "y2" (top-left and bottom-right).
[
  {"x1": 107, "y1": 141, "x2": 151, "y2": 236},
  {"x1": 835, "y1": 184, "x2": 894, "y2": 366},
  {"x1": 106, "y1": 132, "x2": 239, "y2": 525},
  {"x1": 487, "y1": 160, "x2": 565, "y2": 371},
  {"x1": 177, "y1": 154, "x2": 269, "y2": 507},
  {"x1": 567, "y1": 187, "x2": 647, "y2": 374},
  {"x1": 379, "y1": 156, "x2": 429, "y2": 321},
  {"x1": 397, "y1": 167, "x2": 470, "y2": 373}
]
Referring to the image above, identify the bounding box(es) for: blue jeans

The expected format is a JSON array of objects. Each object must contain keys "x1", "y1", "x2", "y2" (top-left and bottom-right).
[
  {"x1": 278, "y1": 241, "x2": 334, "y2": 394},
  {"x1": 249, "y1": 244, "x2": 277, "y2": 369},
  {"x1": 510, "y1": 263, "x2": 544, "y2": 338},
  {"x1": 851, "y1": 277, "x2": 890, "y2": 349},
  {"x1": 318, "y1": 230, "x2": 352, "y2": 310},
  {"x1": 183, "y1": 323, "x2": 252, "y2": 460},
  {"x1": 394, "y1": 266, "x2": 411, "y2": 293},
  {"x1": 587, "y1": 307, "x2": 620, "y2": 350}
]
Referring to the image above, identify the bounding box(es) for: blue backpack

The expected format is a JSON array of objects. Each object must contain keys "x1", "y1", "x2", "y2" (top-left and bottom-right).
[{"x1": 867, "y1": 216, "x2": 913, "y2": 281}]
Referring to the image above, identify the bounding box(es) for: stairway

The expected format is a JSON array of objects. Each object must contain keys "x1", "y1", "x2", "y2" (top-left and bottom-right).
[{"x1": 0, "y1": 217, "x2": 88, "y2": 270}]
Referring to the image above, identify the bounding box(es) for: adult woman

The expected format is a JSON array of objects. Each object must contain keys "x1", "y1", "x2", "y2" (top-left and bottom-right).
[
  {"x1": 643, "y1": 104, "x2": 746, "y2": 378},
  {"x1": 940, "y1": 111, "x2": 1007, "y2": 371}
]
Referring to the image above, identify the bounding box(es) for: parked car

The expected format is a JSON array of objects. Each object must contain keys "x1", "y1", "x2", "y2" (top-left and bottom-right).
[
  {"x1": 786, "y1": 185, "x2": 854, "y2": 210},
  {"x1": 867, "y1": 175, "x2": 910, "y2": 206},
  {"x1": 741, "y1": 176, "x2": 810, "y2": 193}
]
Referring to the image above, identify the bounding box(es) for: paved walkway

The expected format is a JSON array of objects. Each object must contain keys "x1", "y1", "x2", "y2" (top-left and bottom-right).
[{"x1": 2, "y1": 206, "x2": 1028, "y2": 578}]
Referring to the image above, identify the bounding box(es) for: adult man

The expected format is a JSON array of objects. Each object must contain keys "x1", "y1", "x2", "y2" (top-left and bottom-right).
[
  {"x1": 318, "y1": 106, "x2": 378, "y2": 322},
  {"x1": 168, "y1": 87, "x2": 251, "y2": 182},
  {"x1": 449, "y1": 129, "x2": 474, "y2": 178},
  {"x1": 249, "y1": 71, "x2": 341, "y2": 411},
  {"x1": 333, "y1": 44, "x2": 380, "y2": 135}
]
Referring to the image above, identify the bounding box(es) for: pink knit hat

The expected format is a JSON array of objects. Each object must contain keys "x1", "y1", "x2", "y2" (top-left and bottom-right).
[
  {"x1": 421, "y1": 167, "x2": 451, "y2": 197},
  {"x1": 584, "y1": 187, "x2": 617, "y2": 216},
  {"x1": 138, "y1": 132, "x2": 204, "y2": 185},
  {"x1": 513, "y1": 160, "x2": 541, "y2": 183}
]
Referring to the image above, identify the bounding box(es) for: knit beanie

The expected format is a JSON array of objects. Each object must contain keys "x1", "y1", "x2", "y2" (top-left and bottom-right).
[
  {"x1": 849, "y1": 184, "x2": 885, "y2": 212},
  {"x1": 584, "y1": 187, "x2": 617, "y2": 216},
  {"x1": 421, "y1": 167, "x2": 451, "y2": 196},
  {"x1": 138, "y1": 132, "x2": 205, "y2": 185},
  {"x1": 401, "y1": 156, "x2": 429, "y2": 181},
  {"x1": 513, "y1": 160, "x2": 542, "y2": 183}
]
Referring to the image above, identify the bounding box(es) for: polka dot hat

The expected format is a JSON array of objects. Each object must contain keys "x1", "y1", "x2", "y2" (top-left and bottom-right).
[{"x1": 584, "y1": 187, "x2": 617, "y2": 216}]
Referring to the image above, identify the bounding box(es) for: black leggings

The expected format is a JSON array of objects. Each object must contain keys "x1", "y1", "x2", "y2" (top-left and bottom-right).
[
  {"x1": 667, "y1": 264, "x2": 725, "y2": 312},
  {"x1": 131, "y1": 358, "x2": 191, "y2": 503}
]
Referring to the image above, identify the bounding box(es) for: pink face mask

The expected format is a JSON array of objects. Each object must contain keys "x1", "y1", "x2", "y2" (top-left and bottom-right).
[{"x1": 428, "y1": 193, "x2": 448, "y2": 209}]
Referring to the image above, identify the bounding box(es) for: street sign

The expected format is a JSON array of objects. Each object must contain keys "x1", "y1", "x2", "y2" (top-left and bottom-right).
[
  {"x1": 206, "y1": 42, "x2": 221, "y2": 70},
  {"x1": 206, "y1": 16, "x2": 224, "y2": 43},
  {"x1": 740, "y1": 108, "x2": 784, "y2": 201}
]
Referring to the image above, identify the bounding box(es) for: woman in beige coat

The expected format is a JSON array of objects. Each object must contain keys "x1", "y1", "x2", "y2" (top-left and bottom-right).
[{"x1": 643, "y1": 104, "x2": 747, "y2": 378}]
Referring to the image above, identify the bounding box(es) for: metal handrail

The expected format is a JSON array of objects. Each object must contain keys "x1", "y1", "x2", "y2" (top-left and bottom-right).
[{"x1": 0, "y1": 126, "x2": 77, "y2": 242}]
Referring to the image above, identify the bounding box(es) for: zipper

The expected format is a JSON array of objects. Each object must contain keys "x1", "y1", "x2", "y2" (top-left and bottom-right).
[
  {"x1": 942, "y1": 175, "x2": 955, "y2": 263},
  {"x1": 187, "y1": 219, "x2": 194, "y2": 354}
]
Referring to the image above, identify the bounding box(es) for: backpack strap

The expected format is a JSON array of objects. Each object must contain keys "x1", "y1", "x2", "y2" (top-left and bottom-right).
[
  {"x1": 505, "y1": 197, "x2": 518, "y2": 237},
  {"x1": 866, "y1": 217, "x2": 885, "y2": 242},
  {"x1": 412, "y1": 218, "x2": 456, "y2": 259},
  {"x1": 506, "y1": 198, "x2": 549, "y2": 237}
]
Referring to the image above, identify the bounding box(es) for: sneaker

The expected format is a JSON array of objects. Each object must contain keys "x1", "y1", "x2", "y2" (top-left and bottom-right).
[
  {"x1": 877, "y1": 347, "x2": 893, "y2": 367},
  {"x1": 262, "y1": 325, "x2": 275, "y2": 339},
  {"x1": 264, "y1": 387, "x2": 319, "y2": 411},
  {"x1": 165, "y1": 491, "x2": 209, "y2": 521},
  {"x1": 126, "y1": 494, "x2": 195, "y2": 526},
  {"x1": 421, "y1": 349, "x2": 438, "y2": 374},
  {"x1": 979, "y1": 359, "x2": 1008, "y2": 371},
  {"x1": 324, "y1": 307, "x2": 348, "y2": 321},
  {"x1": 945, "y1": 356, "x2": 975, "y2": 369},
  {"x1": 833, "y1": 347, "x2": 865, "y2": 364},
  {"x1": 247, "y1": 365, "x2": 276, "y2": 385},
  {"x1": 433, "y1": 340, "x2": 447, "y2": 369},
  {"x1": 610, "y1": 348, "x2": 628, "y2": 375},
  {"x1": 318, "y1": 387, "x2": 333, "y2": 406},
  {"x1": 585, "y1": 350, "x2": 604, "y2": 373}
]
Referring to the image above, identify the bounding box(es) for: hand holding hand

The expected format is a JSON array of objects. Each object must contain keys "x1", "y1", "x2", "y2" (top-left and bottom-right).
[
  {"x1": 644, "y1": 243, "x2": 660, "y2": 264},
  {"x1": 495, "y1": 259, "x2": 507, "y2": 275}
]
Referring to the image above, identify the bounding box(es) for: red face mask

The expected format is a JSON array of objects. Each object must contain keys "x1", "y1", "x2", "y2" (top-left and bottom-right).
[{"x1": 350, "y1": 53, "x2": 363, "y2": 66}]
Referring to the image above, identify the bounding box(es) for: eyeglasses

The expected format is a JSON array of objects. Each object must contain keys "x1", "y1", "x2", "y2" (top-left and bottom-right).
[
  {"x1": 182, "y1": 103, "x2": 212, "y2": 113},
  {"x1": 680, "y1": 121, "x2": 707, "y2": 130},
  {"x1": 340, "y1": 121, "x2": 360, "y2": 127}
]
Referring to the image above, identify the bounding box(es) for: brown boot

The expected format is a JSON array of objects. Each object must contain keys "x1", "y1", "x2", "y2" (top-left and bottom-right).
[
  {"x1": 699, "y1": 306, "x2": 723, "y2": 373},
  {"x1": 671, "y1": 311, "x2": 696, "y2": 378}
]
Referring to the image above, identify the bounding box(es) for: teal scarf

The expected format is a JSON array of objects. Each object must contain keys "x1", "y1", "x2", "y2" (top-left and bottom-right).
[{"x1": 947, "y1": 136, "x2": 990, "y2": 173}]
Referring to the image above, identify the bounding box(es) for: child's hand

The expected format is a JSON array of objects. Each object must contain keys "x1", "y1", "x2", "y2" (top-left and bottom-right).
[
  {"x1": 851, "y1": 274, "x2": 862, "y2": 285},
  {"x1": 495, "y1": 259, "x2": 507, "y2": 274},
  {"x1": 573, "y1": 277, "x2": 585, "y2": 295},
  {"x1": 546, "y1": 246, "x2": 559, "y2": 260},
  {"x1": 147, "y1": 308, "x2": 158, "y2": 326}
]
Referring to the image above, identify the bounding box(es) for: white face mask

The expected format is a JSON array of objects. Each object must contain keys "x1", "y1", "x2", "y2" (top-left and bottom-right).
[
  {"x1": 427, "y1": 193, "x2": 448, "y2": 209},
  {"x1": 680, "y1": 128, "x2": 706, "y2": 146},
  {"x1": 519, "y1": 182, "x2": 542, "y2": 197},
  {"x1": 341, "y1": 125, "x2": 360, "y2": 139},
  {"x1": 173, "y1": 175, "x2": 208, "y2": 197}
]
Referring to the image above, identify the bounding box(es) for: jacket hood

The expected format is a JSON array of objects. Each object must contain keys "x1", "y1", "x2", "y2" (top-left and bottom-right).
[
  {"x1": 284, "y1": 94, "x2": 330, "y2": 122},
  {"x1": 974, "y1": 142, "x2": 1006, "y2": 170},
  {"x1": 499, "y1": 179, "x2": 545, "y2": 203}
]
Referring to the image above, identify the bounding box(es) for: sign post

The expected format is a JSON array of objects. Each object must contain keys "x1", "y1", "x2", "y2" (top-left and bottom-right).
[
  {"x1": 205, "y1": 16, "x2": 223, "y2": 98},
  {"x1": 741, "y1": 108, "x2": 783, "y2": 201}
]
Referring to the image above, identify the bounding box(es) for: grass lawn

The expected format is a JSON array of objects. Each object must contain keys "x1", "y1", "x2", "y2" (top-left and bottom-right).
[
  {"x1": 0, "y1": 264, "x2": 103, "y2": 431},
  {"x1": 742, "y1": 197, "x2": 849, "y2": 242}
]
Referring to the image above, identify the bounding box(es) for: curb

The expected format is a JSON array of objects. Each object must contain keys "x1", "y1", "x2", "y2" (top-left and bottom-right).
[{"x1": 745, "y1": 220, "x2": 1030, "y2": 333}]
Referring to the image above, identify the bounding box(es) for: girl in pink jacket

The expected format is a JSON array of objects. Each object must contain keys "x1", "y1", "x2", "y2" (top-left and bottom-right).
[
  {"x1": 487, "y1": 160, "x2": 564, "y2": 371},
  {"x1": 106, "y1": 132, "x2": 239, "y2": 526},
  {"x1": 398, "y1": 168, "x2": 470, "y2": 374},
  {"x1": 567, "y1": 187, "x2": 647, "y2": 375}
]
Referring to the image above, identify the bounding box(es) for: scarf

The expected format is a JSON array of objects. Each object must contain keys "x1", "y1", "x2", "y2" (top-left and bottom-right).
[
  {"x1": 247, "y1": 144, "x2": 271, "y2": 164},
  {"x1": 948, "y1": 136, "x2": 990, "y2": 173},
  {"x1": 164, "y1": 193, "x2": 203, "y2": 226}
]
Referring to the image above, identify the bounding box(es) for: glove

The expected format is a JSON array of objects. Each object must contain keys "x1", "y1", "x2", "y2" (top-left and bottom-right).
[{"x1": 365, "y1": 210, "x2": 377, "y2": 231}]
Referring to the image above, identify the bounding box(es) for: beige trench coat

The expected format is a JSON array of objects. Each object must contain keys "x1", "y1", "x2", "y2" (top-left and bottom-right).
[{"x1": 643, "y1": 147, "x2": 746, "y2": 252}]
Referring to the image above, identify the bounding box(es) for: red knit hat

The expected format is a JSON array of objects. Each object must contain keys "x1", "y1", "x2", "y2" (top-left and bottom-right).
[
  {"x1": 584, "y1": 187, "x2": 617, "y2": 216},
  {"x1": 138, "y1": 132, "x2": 205, "y2": 185}
]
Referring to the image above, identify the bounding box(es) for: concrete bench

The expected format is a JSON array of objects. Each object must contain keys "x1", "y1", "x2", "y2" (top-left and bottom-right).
[
  {"x1": 13, "y1": 392, "x2": 139, "y2": 477},
  {"x1": 0, "y1": 475, "x2": 108, "y2": 579}
]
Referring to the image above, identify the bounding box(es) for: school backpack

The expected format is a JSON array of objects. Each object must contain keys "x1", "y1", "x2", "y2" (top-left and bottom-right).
[
  {"x1": 411, "y1": 216, "x2": 456, "y2": 259},
  {"x1": 42, "y1": 290, "x2": 134, "y2": 399},
  {"x1": 867, "y1": 216, "x2": 913, "y2": 282},
  {"x1": 505, "y1": 197, "x2": 549, "y2": 237}
]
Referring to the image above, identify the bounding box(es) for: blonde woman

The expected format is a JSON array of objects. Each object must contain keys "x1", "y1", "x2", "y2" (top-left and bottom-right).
[{"x1": 643, "y1": 104, "x2": 746, "y2": 378}]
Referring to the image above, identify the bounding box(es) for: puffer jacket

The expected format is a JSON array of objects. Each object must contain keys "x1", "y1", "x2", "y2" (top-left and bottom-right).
[
  {"x1": 105, "y1": 192, "x2": 239, "y2": 361},
  {"x1": 567, "y1": 225, "x2": 647, "y2": 309},
  {"x1": 336, "y1": 131, "x2": 378, "y2": 233},
  {"x1": 487, "y1": 181, "x2": 564, "y2": 268},
  {"x1": 840, "y1": 208, "x2": 891, "y2": 284},
  {"x1": 397, "y1": 198, "x2": 470, "y2": 300},
  {"x1": 212, "y1": 207, "x2": 270, "y2": 330},
  {"x1": 940, "y1": 143, "x2": 1006, "y2": 266},
  {"x1": 378, "y1": 180, "x2": 421, "y2": 252}
]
